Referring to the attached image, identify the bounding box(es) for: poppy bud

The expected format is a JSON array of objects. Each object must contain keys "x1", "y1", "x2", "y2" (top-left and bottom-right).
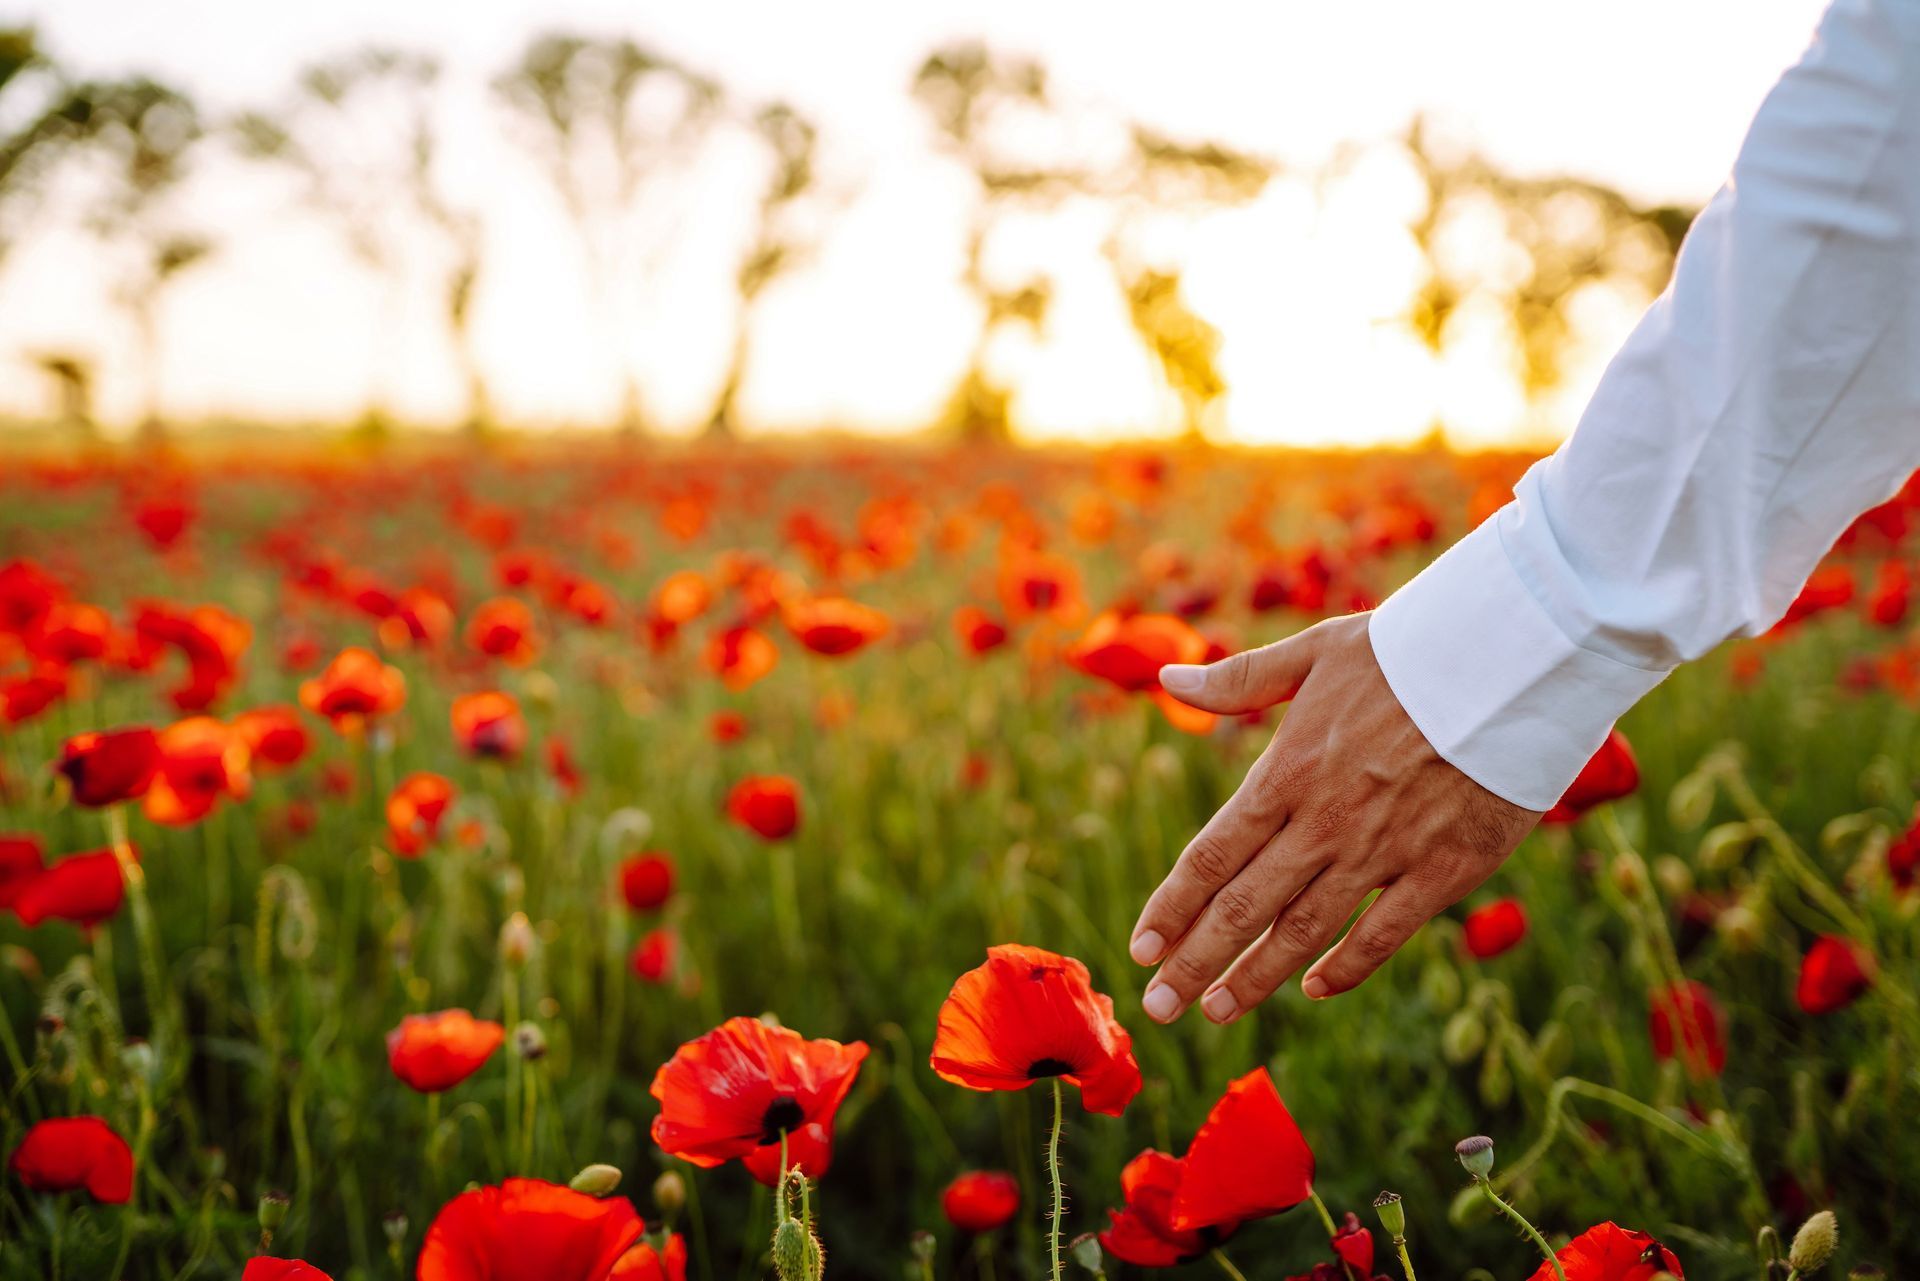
[
  {"x1": 1372, "y1": 1190, "x2": 1405, "y2": 1238},
  {"x1": 772, "y1": 1216, "x2": 817, "y2": 1281},
  {"x1": 1534, "y1": 1021, "x2": 1572, "y2": 1076},
  {"x1": 383, "y1": 1210, "x2": 409, "y2": 1245},
  {"x1": 1069, "y1": 1232, "x2": 1106, "y2": 1276},
  {"x1": 1789, "y1": 1211, "x2": 1838, "y2": 1274},
  {"x1": 1654, "y1": 856, "x2": 1693, "y2": 900},
  {"x1": 1478, "y1": 1051, "x2": 1512, "y2": 1108},
  {"x1": 499, "y1": 912, "x2": 535, "y2": 969},
  {"x1": 1611, "y1": 851, "x2": 1649, "y2": 897},
  {"x1": 258, "y1": 1188, "x2": 290, "y2": 1247},
  {"x1": 653, "y1": 1169, "x2": 687, "y2": 1219},
  {"x1": 513, "y1": 1021, "x2": 547, "y2": 1062},
  {"x1": 908, "y1": 1231, "x2": 937, "y2": 1265},
  {"x1": 1454, "y1": 1135, "x2": 1495, "y2": 1180},
  {"x1": 568, "y1": 1164, "x2": 623, "y2": 1197},
  {"x1": 1699, "y1": 822, "x2": 1757, "y2": 870},
  {"x1": 122, "y1": 1039, "x2": 156, "y2": 1083},
  {"x1": 1666, "y1": 769, "x2": 1715, "y2": 830},
  {"x1": 1420, "y1": 958, "x2": 1462, "y2": 1011},
  {"x1": 1441, "y1": 1009, "x2": 1486, "y2": 1063}
]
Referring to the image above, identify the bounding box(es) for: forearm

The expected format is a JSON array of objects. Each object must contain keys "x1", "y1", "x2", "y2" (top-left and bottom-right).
[{"x1": 1373, "y1": 0, "x2": 1920, "y2": 809}]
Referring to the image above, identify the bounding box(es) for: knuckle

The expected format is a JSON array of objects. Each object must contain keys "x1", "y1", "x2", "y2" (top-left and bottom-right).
[
  {"x1": 1162, "y1": 947, "x2": 1216, "y2": 988},
  {"x1": 1222, "y1": 650, "x2": 1256, "y2": 702},
  {"x1": 1276, "y1": 907, "x2": 1325, "y2": 952},
  {"x1": 1349, "y1": 926, "x2": 1401, "y2": 967},
  {"x1": 1212, "y1": 886, "x2": 1268, "y2": 935},
  {"x1": 1182, "y1": 836, "x2": 1237, "y2": 887}
]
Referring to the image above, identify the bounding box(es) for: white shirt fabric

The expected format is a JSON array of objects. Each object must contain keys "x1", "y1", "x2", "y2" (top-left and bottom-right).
[{"x1": 1369, "y1": 0, "x2": 1920, "y2": 811}]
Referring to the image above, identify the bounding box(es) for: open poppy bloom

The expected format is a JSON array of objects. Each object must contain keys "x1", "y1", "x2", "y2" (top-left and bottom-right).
[
  {"x1": 387, "y1": 772, "x2": 457, "y2": 857},
  {"x1": 929, "y1": 944, "x2": 1142, "y2": 1116},
  {"x1": 1526, "y1": 1222, "x2": 1683, "y2": 1281},
  {"x1": 27, "y1": 600, "x2": 114, "y2": 665},
  {"x1": 299, "y1": 647, "x2": 406, "y2": 730},
  {"x1": 996, "y1": 548, "x2": 1084, "y2": 624},
  {"x1": 952, "y1": 606, "x2": 1009, "y2": 656},
  {"x1": 1169, "y1": 1067, "x2": 1314, "y2": 1230},
  {"x1": 387, "y1": 1009, "x2": 506, "y2": 1093},
  {"x1": 0, "y1": 834, "x2": 45, "y2": 913},
  {"x1": 1100, "y1": 1150, "x2": 1235, "y2": 1267},
  {"x1": 1065, "y1": 611, "x2": 1216, "y2": 735},
  {"x1": 1648, "y1": 980, "x2": 1727, "y2": 1079},
  {"x1": 234, "y1": 705, "x2": 311, "y2": 772},
  {"x1": 13, "y1": 848, "x2": 127, "y2": 930},
  {"x1": 650, "y1": 570, "x2": 714, "y2": 626},
  {"x1": 467, "y1": 597, "x2": 542, "y2": 666},
  {"x1": 1462, "y1": 898, "x2": 1528, "y2": 960},
  {"x1": 1543, "y1": 729, "x2": 1639, "y2": 824},
  {"x1": 783, "y1": 595, "x2": 891, "y2": 657},
  {"x1": 2, "y1": 666, "x2": 68, "y2": 725},
  {"x1": 629, "y1": 929, "x2": 677, "y2": 984},
  {"x1": 650, "y1": 1015, "x2": 869, "y2": 1186},
  {"x1": 132, "y1": 602, "x2": 253, "y2": 711},
  {"x1": 726, "y1": 775, "x2": 800, "y2": 841},
  {"x1": 243, "y1": 1261, "x2": 335, "y2": 1281},
  {"x1": 418, "y1": 1178, "x2": 643, "y2": 1281},
  {"x1": 942, "y1": 1169, "x2": 1021, "y2": 1232},
  {"x1": 1795, "y1": 935, "x2": 1874, "y2": 1015},
  {"x1": 612, "y1": 1234, "x2": 688, "y2": 1281},
  {"x1": 144, "y1": 717, "x2": 253, "y2": 826},
  {"x1": 619, "y1": 853, "x2": 676, "y2": 912},
  {"x1": 55, "y1": 726, "x2": 161, "y2": 807},
  {"x1": 703, "y1": 624, "x2": 779, "y2": 691},
  {"x1": 452, "y1": 691, "x2": 527, "y2": 760},
  {"x1": 8, "y1": 1116, "x2": 134, "y2": 1203}
]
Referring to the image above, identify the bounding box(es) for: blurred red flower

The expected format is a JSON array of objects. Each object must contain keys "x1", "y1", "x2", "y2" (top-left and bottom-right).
[
  {"x1": 929, "y1": 943, "x2": 1142, "y2": 1116},
  {"x1": 650, "y1": 1016, "x2": 869, "y2": 1186},
  {"x1": 387, "y1": 1009, "x2": 506, "y2": 1093},
  {"x1": 630, "y1": 929, "x2": 678, "y2": 984},
  {"x1": 452, "y1": 691, "x2": 526, "y2": 761},
  {"x1": 387, "y1": 773, "x2": 457, "y2": 857},
  {"x1": 242, "y1": 1261, "x2": 334, "y2": 1281},
  {"x1": 1169, "y1": 1067, "x2": 1314, "y2": 1231},
  {"x1": 726, "y1": 775, "x2": 800, "y2": 841},
  {"x1": 1526, "y1": 1222, "x2": 1683, "y2": 1281},
  {"x1": 619, "y1": 853, "x2": 676, "y2": 913},
  {"x1": 12, "y1": 848, "x2": 126, "y2": 930},
  {"x1": 467, "y1": 597, "x2": 541, "y2": 666},
  {"x1": 1331, "y1": 1212, "x2": 1374, "y2": 1274},
  {"x1": 1543, "y1": 729, "x2": 1639, "y2": 824},
  {"x1": 0, "y1": 834, "x2": 45, "y2": 912},
  {"x1": 1065, "y1": 611, "x2": 1216, "y2": 735},
  {"x1": 418, "y1": 1178, "x2": 642, "y2": 1281},
  {"x1": 703, "y1": 624, "x2": 779, "y2": 691},
  {"x1": 784, "y1": 595, "x2": 891, "y2": 658},
  {"x1": 299, "y1": 647, "x2": 406, "y2": 730},
  {"x1": 1648, "y1": 981, "x2": 1727, "y2": 1078},
  {"x1": 55, "y1": 726, "x2": 161, "y2": 807},
  {"x1": 234, "y1": 705, "x2": 311, "y2": 772},
  {"x1": 8, "y1": 1116, "x2": 134, "y2": 1203},
  {"x1": 612, "y1": 1234, "x2": 688, "y2": 1281},
  {"x1": 952, "y1": 606, "x2": 1009, "y2": 656},
  {"x1": 144, "y1": 717, "x2": 252, "y2": 826},
  {"x1": 1462, "y1": 898, "x2": 1528, "y2": 960},
  {"x1": 1100, "y1": 1150, "x2": 1233, "y2": 1267},
  {"x1": 709, "y1": 711, "x2": 749, "y2": 744},
  {"x1": 1795, "y1": 935, "x2": 1874, "y2": 1015},
  {"x1": 942, "y1": 1170, "x2": 1021, "y2": 1233}
]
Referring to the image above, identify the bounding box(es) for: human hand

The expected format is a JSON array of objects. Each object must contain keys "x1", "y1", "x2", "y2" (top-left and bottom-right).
[{"x1": 1129, "y1": 613, "x2": 1542, "y2": 1024}]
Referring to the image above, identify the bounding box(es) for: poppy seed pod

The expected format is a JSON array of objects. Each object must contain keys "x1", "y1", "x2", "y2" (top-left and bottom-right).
[
  {"x1": 382, "y1": 1210, "x2": 408, "y2": 1246},
  {"x1": 1790, "y1": 1211, "x2": 1839, "y2": 1274},
  {"x1": 568, "y1": 1164, "x2": 622, "y2": 1197},
  {"x1": 514, "y1": 1022, "x2": 548, "y2": 1062},
  {"x1": 653, "y1": 1169, "x2": 686, "y2": 1219},
  {"x1": 1454, "y1": 1135, "x2": 1495, "y2": 1179},
  {"x1": 1372, "y1": 1190, "x2": 1405, "y2": 1238},
  {"x1": 499, "y1": 912, "x2": 536, "y2": 969},
  {"x1": 1069, "y1": 1232, "x2": 1106, "y2": 1275}
]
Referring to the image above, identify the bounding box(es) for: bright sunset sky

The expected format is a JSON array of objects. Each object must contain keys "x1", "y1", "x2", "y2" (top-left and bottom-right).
[{"x1": 0, "y1": 0, "x2": 1830, "y2": 446}]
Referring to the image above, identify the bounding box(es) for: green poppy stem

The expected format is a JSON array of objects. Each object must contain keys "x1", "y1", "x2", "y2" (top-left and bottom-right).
[
  {"x1": 1210, "y1": 1248, "x2": 1250, "y2": 1281},
  {"x1": 1473, "y1": 1178, "x2": 1565, "y2": 1281},
  {"x1": 1046, "y1": 1077, "x2": 1066, "y2": 1281}
]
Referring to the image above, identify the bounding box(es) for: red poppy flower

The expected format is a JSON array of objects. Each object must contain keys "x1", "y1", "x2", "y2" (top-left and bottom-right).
[
  {"x1": 703, "y1": 625, "x2": 779, "y2": 691},
  {"x1": 132, "y1": 602, "x2": 252, "y2": 711},
  {"x1": 1526, "y1": 1222, "x2": 1683, "y2": 1281},
  {"x1": 929, "y1": 943, "x2": 1142, "y2": 1116},
  {"x1": 1100, "y1": 1150, "x2": 1234, "y2": 1267},
  {"x1": 942, "y1": 1170, "x2": 1021, "y2": 1232},
  {"x1": 0, "y1": 558, "x2": 62, "y2": 635},
  {"x1": 2, "y1": 666, "x2": 67, "y2": 725},
  {"x1": 1169, "y1": 1067, "x2": 1314, "y2": 1230},
  {"x1": 452, "y1": 691, "x2": 526, "y2": 761},
  {"x1": 784, "y1": 595, "x2": 891, "y2": 658},
  {"x1": 1543, "y1": 730, "x2": 1638, "y2": 824},
  {"x1": 8, "y1": 1116, "x2": 134, "y2": 1203},
  {"x1": 55, "y1": 726, "x2": 161, "y2": 807},
  {"x1": 612, "y1": 1234, "x2": 688, "y2": 1281},
  {"x1": 1462, "y1": 898, "x2": 1528, "y2": 960},
  {"x1": 235, "y1": 705, "x2": 311, "y2": 771},
  {"x1": 467, "y1": 597, "x2": 541, "y2": 666},
  {"x1": 953, "y1": 606, "x2": 1009, "y2": 656},
  {"x1": 1888, "y1": 809, "x2": 1919, "y2": 892},
  {"x1": 299, "y1": 647, "x2": 406, "y2": 730},
  {"x1": 650, "y1": 1016, "x2": 869, "y2": 1186},
  {"x1": 547, "y1": 737, "x2": 584, "y2": 796},
  {"x1": 243, "y1": 1261, "x2": 335, "y2": 1281},
  {"x1": 619, "y1": 853, "x2": 676, "y2": 912},
  {"x1": 14, "y1": 848, "x2": 127, "y2": 930},
  {"x1": 144, "y1": 716, "x2": 252, "y2": 826},
  {"x1": 418, "y1": 1178, "x2": 643, "y2": 1281},
  {"x1": 387, "y1": 1009, "x2": 506, "y2": 1093},
  {"x1": 1648, "y1": 981, "x2": 1727, "y2": 1079},
  {"x1": 709, "y1": 711, "x2": 749, "y2": 744},
  {"x1": 0, "y1": 834, "x2": 46, "y2": 913},
  {"x1": 726, "y1": 776, "x2": 800, "y2": 841},
  {"x1": 27, "y1": 600, "x2": 113, "y2": 665},
  {"x1": 1065, "y1": 611, "x2": 1216, "y2": 735},
  {"x1": 1795, "y1": 935, "x2": 1874, "y2": 1015},
  {"x1": 996, "y1": 549, "x2": 1084, "y2": 624},
  {"x1": 388, "y1": 773, "x2": 457, "y2": 857},
  {"x1": 650, "y1": 571, "x2": 713, "y2": 626},
  {"x1": 379, "y1": 587, "x2": 456, "y2": 651},
  {"x1": 630, "y1": 929, "x2": 677, "y2": 984},
  {"x1": 1332, "y1": 1212, "x2": 1374, "y2": 1274}
]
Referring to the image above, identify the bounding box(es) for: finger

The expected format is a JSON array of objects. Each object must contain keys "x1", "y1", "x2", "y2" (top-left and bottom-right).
[
  {"x1": 1297, "y1": 881, "x2": 1441, "y2": 999},
  {"x1": 1196, "y1": 871, "x2": 1367, "y2": 1024},
  {"x1": 1129, "y1": 738, "x2": 1309, "y2": 965},
  {"x1": 1139, "y1": 830, "x2": 1330, "y2": 1023},
  {"x1": 1158, "y1": 626, "x2": 1321, "y2": 714}
]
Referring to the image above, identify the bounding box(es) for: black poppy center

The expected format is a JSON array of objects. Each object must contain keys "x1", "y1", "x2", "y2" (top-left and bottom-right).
[
  {"x1": 1027, "y1": 1057, "x2": 1075, "y2": 1079},
  {"x1": 759, "y1": 1096, "x2": 805, "y2": 1145}
]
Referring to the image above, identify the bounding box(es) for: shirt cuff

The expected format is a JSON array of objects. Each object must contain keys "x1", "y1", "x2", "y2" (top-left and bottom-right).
[{"x1": 1367, "y1": 517, "x2": 1673, "y2": 811}]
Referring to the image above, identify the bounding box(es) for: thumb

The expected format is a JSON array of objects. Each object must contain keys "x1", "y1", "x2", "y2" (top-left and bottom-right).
[{"x1": 1158, "y1": 630, "x2": 1318, "y2": 714}]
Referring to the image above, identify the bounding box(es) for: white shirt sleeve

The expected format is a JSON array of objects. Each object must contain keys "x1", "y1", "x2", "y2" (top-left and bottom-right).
[{"x1": 1369, "y1": 0, "x2": 1920, "y2": 811}]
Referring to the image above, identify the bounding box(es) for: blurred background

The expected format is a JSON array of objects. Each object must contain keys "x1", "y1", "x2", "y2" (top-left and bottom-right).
[{"x1": 0, "y1": 0, "x2": 1827, "y2": 449}]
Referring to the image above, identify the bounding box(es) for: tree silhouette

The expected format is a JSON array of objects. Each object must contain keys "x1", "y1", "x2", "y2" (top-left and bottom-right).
[{"x1": 495, "y1": 34, "x2": 722, "y2": 439}]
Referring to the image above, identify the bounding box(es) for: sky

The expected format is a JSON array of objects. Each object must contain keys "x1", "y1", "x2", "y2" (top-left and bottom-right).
[{"x1": 0, "y1": 0, "x2": 1831, "y2": 446}]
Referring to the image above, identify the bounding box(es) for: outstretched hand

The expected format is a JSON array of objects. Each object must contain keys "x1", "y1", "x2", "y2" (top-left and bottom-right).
[{"x1": 1130, "y1": 613, "x2": 1541, "y2": 1024}]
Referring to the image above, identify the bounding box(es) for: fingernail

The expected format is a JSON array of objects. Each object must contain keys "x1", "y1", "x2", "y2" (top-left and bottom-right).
[
  {"x1": 1159, "y1": 664, "x2": 1203, "y2": 694},
  {"x1": 1301, "y1": 974, "x2": 1330, "y2": 1000},
  {"x1": 1142, "y1": 984, "x2": 1180, "y2": 1022},
  {"x1": 1129, "y1": 930, "x2": 1165, "y2": 965},
  {"x1": 1202, "y1": 988, "x2": 1238, "y2": 1023}
]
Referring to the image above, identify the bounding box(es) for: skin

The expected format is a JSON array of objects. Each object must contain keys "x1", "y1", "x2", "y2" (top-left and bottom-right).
[{"x1": 1130, "y1": 613, "x2": 1541, "y2": 1025}]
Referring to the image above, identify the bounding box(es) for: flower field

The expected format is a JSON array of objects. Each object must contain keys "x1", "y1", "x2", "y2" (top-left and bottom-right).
[{"x1": 0, "y1": 441, "x2": 1913, "y2": 1281}]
